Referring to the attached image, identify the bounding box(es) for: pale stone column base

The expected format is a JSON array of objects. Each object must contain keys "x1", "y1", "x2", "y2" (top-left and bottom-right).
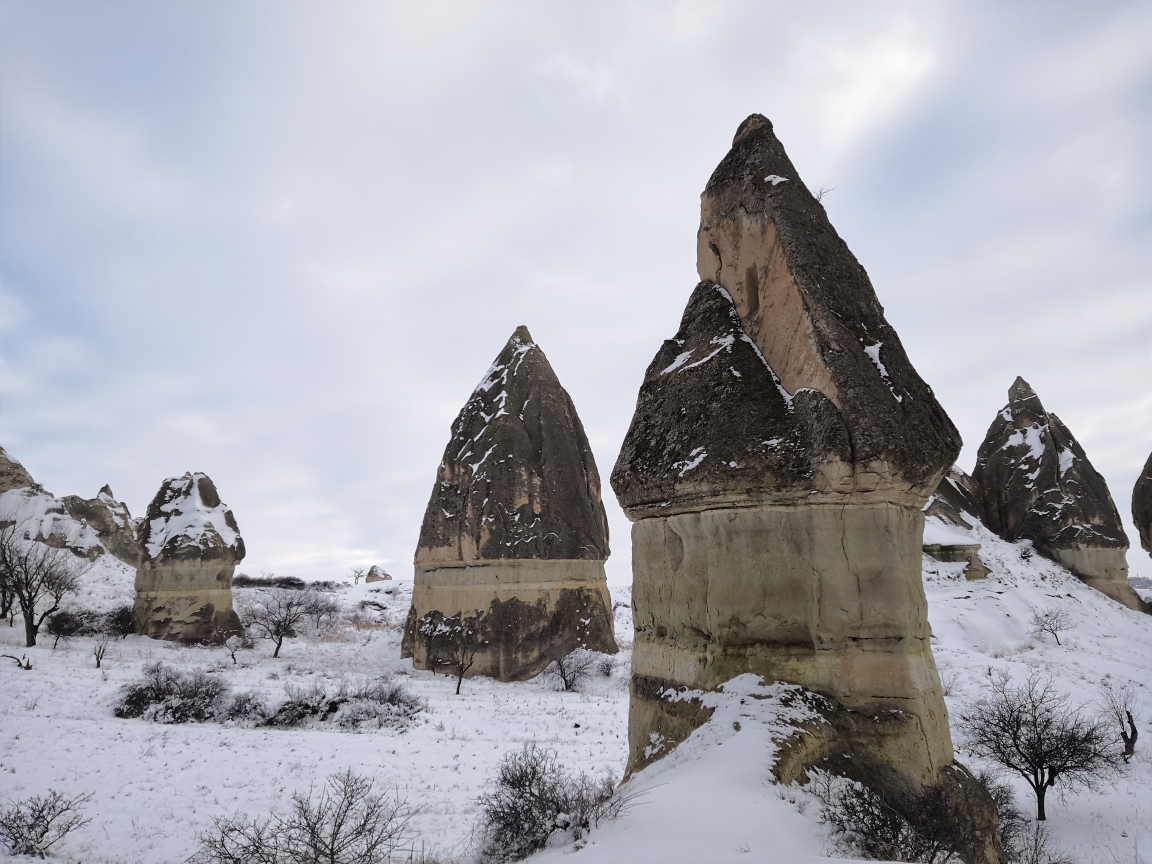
[{"x1": 133, "y1": 562, "x2": 243, "y2": 644}]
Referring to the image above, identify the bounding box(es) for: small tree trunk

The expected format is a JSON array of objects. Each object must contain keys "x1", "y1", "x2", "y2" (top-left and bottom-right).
[
  {"x1": 1123, "y1": 711, "x2": 1138, "y2": 758},
  {"x1": 455, "y1": 665, "x2": 464, "y2": 695},
  {"x1": 273, "y1": 636, "x2": 283, "y2": 658},
  {"x1": 23, "y1": 610, "x2": 37, "y2": 648},
  {"x1": 1035, "y1": 784, "x2": 1047, "y2": 821}
]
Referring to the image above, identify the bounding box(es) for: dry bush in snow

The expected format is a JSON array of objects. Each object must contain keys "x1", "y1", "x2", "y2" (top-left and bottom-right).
[
  {"x1": 1029, "y1": 608, "x2": 1072, "y2": 646},
  {"x1": 0, "y1": 790, "x2": 91, "y2": 858},
  {"x1": 544, "y1": 649, "x2": 597, "y2": 692},
  {"x1": 114, "y1": 662, "x2": 229, "y2": 723},
  {"x1": 478, "y1": 743, "x2": 629, "y2": 862},
  {"x1": 196, "y1": 770, "x2": 416, "y2": 864}
]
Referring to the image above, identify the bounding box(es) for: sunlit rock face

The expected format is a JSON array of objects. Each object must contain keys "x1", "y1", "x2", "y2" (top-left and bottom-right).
[
  {"x1": 402, "y1": 326, "x2": 617, "y2": 681},
  {"x1": 973, "y1": 377, "x2": 1145, "y2": 613},
  {"x1": 1135, "y1": 452, "x2": 1152, "y2": 558},
  {"x1": 133, "y1": 472, "x2": 245, "y2": 643},
  {"x1": 612, "y1": 115, "x2": 974, "y2": 830}
]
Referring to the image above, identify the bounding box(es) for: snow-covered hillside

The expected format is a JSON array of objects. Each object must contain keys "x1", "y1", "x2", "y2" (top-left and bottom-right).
[{"x1": 1, "y1": 522, "x2": 1150, "y2": 863}]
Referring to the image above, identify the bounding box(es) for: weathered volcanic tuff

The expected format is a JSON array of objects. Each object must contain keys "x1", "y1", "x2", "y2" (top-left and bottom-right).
[
  {"x1": 0, "y1": 446, "x2": 132, "y2": 561},
  {"x1": 62, "y1": 485, "x2": 141, "y2": 566},
  {"x1": 611, "y1": 115, "x2": 1000, "y2": 862},
  {"x1": 973, "y1": 377, "x2": 1145, "y2": 613},
  {"x1": 402, "y1": 326, "x2": 617, "y2": 681},
  {"x1": 133, "y1": 472, "x2": 245, "y2": 643},
  {"x1": 1133, "y1": 452, "x2": 1152, "y2": 557},
  {"x1": 924, "y1": 467, "x2": 986, "y2": 531}
]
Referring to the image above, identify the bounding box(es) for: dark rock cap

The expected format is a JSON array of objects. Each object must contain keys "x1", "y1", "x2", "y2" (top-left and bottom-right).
[
  {"x1": 0, "y1": 446, "x2": 35, "y2": 494},
  {"x1": 612, "y1": 282, "x2": 850, "y2": 516},
  {"x1": 416, "y1": 326, "x2": 609, "y2": 563},
  {"x1": 1133, "y1": 452, "x2": 1152, "y2": 555},
  {"x1": 695, "y1": 114, "x2": 961, "y2": 496},
  {"x1": 924, "y1": 466, "x2": 986, "y2": 531},
  {"x1": 973, "y1": 377, "x2": 1127, "y2": 551},
  {"x1": 138, "y1": 472, "x2": 245, "y2": 564}
]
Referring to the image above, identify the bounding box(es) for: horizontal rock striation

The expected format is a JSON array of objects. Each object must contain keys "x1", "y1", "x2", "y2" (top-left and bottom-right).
[
  {"x1": 612, "y1": 115, "x2": 993, "y2": 858},
  {"x1": 133, "y1": 472, "x2": 245, "y2": 643},
  {"x1": 973, "y1": 377, "x2": 1145, "y2": 612},
  {"x1": 403, "y1": 327, "x2": 616, "y2": 680}
]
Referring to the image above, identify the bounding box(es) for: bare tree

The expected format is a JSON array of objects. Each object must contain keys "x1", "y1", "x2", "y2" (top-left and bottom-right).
[
  {"x1": 1098, "y1": 679, "x2": 1140, "y2": 761},
  {"x1": 0, "y1": 790, "x2": 92, "y2": 858},
  {"x1": 238, "y1": 587, "x2": 318, "y2": 658},
  {"x1": 349, "y1": 567, "x2": 366, "y2": 585},
  {"x1": 959, "y1": 672, "x2": 1125, "y2": 820},
  {"x1": 0, "y1": 524, "x2": 85, "y2": 647},
  {"x1": 306, "y1": 593, "x2": 340, "y2": 631},
  {"x1": 419, "y1": 610, "x2": 488, "y2": 695},
  {"x1": 1029, "y1": 608, "x2": 1072, "y2": 646},
  {"x1": 225, "y1": 634, "x2": 247, "y2": 665},
  {"x1": 546, "y1": 650, "x2": 597, "y2": 692},
  {"x1": 93, "y1": 636, "x2": 110, "y2": 669},
  {"x1": 197, "y1": 770, "x2": 416, "y2": 864}
]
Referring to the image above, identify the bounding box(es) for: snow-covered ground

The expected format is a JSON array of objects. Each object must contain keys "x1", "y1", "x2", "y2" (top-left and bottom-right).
[{"x1": 2, "y1": 523, "x2": 1151, "y2": 863}]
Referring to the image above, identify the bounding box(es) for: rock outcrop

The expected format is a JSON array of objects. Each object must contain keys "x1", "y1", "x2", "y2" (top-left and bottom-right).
[
  {"x1": 972, "y1": 377, "x2": 1145, "y2": 612},
  {"x1": 0, "y1": 446, "x2": 133, "y2": 561},
  {"x1": 133, "y1": 472, "x2": 245, "y2": 643},
  {"x1": 61, "y1": 486, "x2": 141, "y2": 566},
  {"x1": 1134, "y1": 452, "x2": 1152, "y2": 557},
  {"x1": 402, "y1": 326, "x2": 617, "y2": 681},
  {"x1": 365, "y1": 565, "x2": 391, "y2": 583},
  {"x1": 924, "y1": 466, "x2": 985, "y2": 531},
  {"x1": 612, "y1": 115, "x2": 995, "y2": 859}
]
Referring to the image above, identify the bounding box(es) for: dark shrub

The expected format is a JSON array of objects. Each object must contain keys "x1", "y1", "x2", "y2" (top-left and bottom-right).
[
  {"x1": 103, "y1": 604, "x2": 134, "y2": 639},
  {"x1": 114, "y1": 663, "x2": 229, "y2": 723},
  {"x1": 478, "y1": 743, "x2": 625, "y2": 862},
  {"x1": 0, "y1": 790, "x2": 91, "y2": 858},
  {"x1": 46, "y1": 609, "x2": 100, "y2": 647}
]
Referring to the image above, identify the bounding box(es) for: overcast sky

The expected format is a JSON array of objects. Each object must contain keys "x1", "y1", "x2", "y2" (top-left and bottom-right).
[{"x1": 2, "y1": 1, "x2": 1149, "y2": 583}]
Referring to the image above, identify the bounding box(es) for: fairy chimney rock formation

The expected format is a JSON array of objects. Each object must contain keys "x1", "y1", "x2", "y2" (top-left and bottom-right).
[
  {"x1": 402, "y1": 326, "x2": 617, "y2": 681},
  {"x1": 1133, "y1": 452, "x2": 1152, "y2": 558},
  {"x1": 0, "y1": 446, "x2": 35, "y2": 494},
  {"x1": 973, "y1": 377, "x2": 1145, "y2": 612},
  {"x1": 613, "y1": 115, "x2": 971, "y2": 811},
  {"x1": 133, "y1": 472, "x2": 245, "y2": 643}
]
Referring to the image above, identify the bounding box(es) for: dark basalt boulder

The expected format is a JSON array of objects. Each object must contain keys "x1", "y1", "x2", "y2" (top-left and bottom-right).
[
  {"x1": 694, "y1": 113, "x2": 961, "y2": 499},
  {"x1": 973, "y1": 377, "x2": 1144, "y2": 612},
  {"x1": 612, "y1": 282, "x2": 851, "y2": 516},
  {"x1": 61, "y1": 485, "x2": 141, "y2": 567},
  {"x1": 1134, "y1": 451, "x2": 1152, "y2": 556},
  {"x1": 924, "y1": 467, "x2": 986, "y2": 530},
  {"x1": 415, "y1": 325, "x2": 608, "y2": 565}
]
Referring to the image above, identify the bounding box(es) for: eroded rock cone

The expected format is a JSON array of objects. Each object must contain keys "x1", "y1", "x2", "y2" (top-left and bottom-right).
[
  {"x1": 0, "y1": 446, "x2": 35, "y2": 494},
  {"x1": 973, "y1": 377, "x2": 1145, "y2": 612},
  {"x1": 613, "y1": 115, "x2": 999, "y2": 863},
  {"x1": 133, "y1": 472, "x2": 245, "y2": 643},
  {"x1": 1133, "y1": 452, "x2": 1152, "y2": 557},
  {"x1": 402, "y1": 326, "x2": 616, "y2": 681},
  {"x1": 62, "y1": 485, "x2": 141, "y2": 566}
]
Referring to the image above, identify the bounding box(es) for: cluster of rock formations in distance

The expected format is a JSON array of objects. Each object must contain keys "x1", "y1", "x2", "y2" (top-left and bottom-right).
[
  {"x1": 0, "y1": 446, "x2": 246, "y2": 644},
  {"x1": 402, "y1": 325, "x2": 617, "y2": 681}
]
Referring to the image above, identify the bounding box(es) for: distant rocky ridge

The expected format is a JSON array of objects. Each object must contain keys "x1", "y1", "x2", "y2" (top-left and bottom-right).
[
  {"x1": 612, "y1": 115, "x2": 998, "y2": 863},
  {"x1": 1134, "y1": 452, "x2": 1152, "y2": 557},
  {"x1": 403, "y1": 326, "x2": 616, "y2": 681},
  {"x1": 923, "y1": 466, "x2": 985, "y2": 531},
  {"x1": 972, "y1": 377, "x2": 1145, "y2": 613},
  {"x1": 0, "y1": 445, "x2": 139, "y2": 564},
  {"x1": 133, "y1": 472, "x2": 245, "y2": 643}
]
